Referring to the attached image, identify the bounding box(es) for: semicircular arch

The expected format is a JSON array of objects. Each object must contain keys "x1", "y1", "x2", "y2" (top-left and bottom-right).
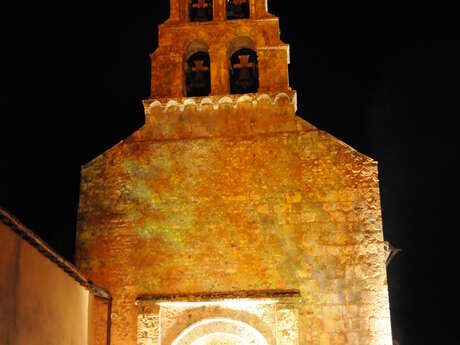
[
  {"x1": 172, "y1": 318, "x2": 269, "y2": 345},
  {"x1": 184, "y1": 39, "x2": 210, "y2": 61},
  {"x1": 228, "y1": 36, "x2": 257, "y2": 58}
]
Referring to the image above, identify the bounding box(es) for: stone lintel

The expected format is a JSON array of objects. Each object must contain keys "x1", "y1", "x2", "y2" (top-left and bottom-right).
[{"x1": 136, "y1": 289, "x2": 301, "y2": 303}]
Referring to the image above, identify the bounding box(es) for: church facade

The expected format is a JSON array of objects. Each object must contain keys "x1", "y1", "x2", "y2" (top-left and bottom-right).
[{"x1": 76, "y1": 1, "x2": 393, "y2": 345}]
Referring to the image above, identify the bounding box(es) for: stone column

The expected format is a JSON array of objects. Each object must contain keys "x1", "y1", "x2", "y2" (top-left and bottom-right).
[
  {"x1": 254, "y1": 0, "x2": 269, "y2": 18},
  {"x1": 169, "y1": 0, "x2": 181, "y2": 21},
  {"x1": 210, "y1": 47, "x2": 230, "y2": 95},
  {"x1": 214, "y1": 0, "x2": 226, "y2": 21},
  {"x1": 250, "y1": 0, "x2": 256, "y2": 18},
  {"x1": 182, "y1": 0, "x2": 189, "y2": 22},
  {"x1": 276, "y1": 303, "x2": 300, "y2": 345},
  {"x1": 136, "y1": 301, "x2": 160, "y2": 345}
]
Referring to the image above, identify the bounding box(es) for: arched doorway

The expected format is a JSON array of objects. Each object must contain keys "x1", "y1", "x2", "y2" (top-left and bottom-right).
[
  {"x1": 136, "y1": 290, "x2": 300, "y2": 345},
  {"x1": 172, "y1": 318, "x2": 269, "y2": 345}
]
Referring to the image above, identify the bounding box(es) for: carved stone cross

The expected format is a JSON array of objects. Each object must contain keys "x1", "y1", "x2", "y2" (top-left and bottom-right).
[
  {"x1": 233, "y1": 55, "x2": 255, "y2": 70},
  {"x1": 192, "y1": 60, "x2": 209, "y2": 73},
  {"x1": 193, "y1": 0, "x2": 209, "y2": 9}
]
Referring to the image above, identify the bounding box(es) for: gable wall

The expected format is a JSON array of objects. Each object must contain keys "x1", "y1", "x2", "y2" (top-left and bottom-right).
[{"x1": 76, "y1": 98, "x2": 392, "y2": 345}]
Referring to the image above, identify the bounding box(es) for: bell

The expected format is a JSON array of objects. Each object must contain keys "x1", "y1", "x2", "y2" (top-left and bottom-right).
[
  {"x1": 192, "y1": 72, "x2": 207, "y2": 89},
  {"x1": 191, "y1": 0, "x2": 212, "y2": 22},
  {"x1": 233, "y1": 5, "x2": 244, "y2": 18},
  {"x1": 236, "y1": 68, "x2": 254, "y2": 89},
  {"x1": 195, "y1": 8, "x2": 209, "y2": 21},
  {"x1": 187, "y1": 58, "x2": 210, "y2": 96},
  {"x1": 231, "y1": 0, "x2": 249, "y2": 18}
]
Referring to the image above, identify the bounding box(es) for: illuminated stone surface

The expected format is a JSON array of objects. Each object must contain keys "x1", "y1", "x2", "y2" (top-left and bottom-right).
[
  {"x1": 136, "y1": 292, "x2": 299, "y2": 345},
  {"x1": 76, "y1": 1, "x2": 393, "y2": 345}
]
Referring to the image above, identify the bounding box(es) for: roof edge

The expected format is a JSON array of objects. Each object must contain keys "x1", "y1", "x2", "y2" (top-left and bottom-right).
[
  {"x1": 136, "y1": 289, "x2": 301, "y2": 302},
  {"x1": 0, "y1": 207, "x2": 111, "y2": 300}
]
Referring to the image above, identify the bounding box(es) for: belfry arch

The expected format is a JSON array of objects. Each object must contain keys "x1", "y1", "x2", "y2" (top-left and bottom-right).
[
  {"x1": 184, "y1": 40, "x2": 211, "y2": 97},
  {"x1": 228, "y1": 36, "x2": 257, "y2": 58},
  {"x1": 226, "y1": 0, "x2": 250, "y2": 20},
  {"x1": 228, "y1": 36, "x2": 258, "y2": 94},
  {"x1": 189, "y1": 0, "x2": 213, "y2": 22}
]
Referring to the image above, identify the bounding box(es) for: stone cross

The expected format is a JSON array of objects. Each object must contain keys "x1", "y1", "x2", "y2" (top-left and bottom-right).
[
  {"x1": 193, "y1": 0, "x2": 209, "y2": 9},
  {"x1": 233, "y1": 55, "x2": 254, "y2": 70}
]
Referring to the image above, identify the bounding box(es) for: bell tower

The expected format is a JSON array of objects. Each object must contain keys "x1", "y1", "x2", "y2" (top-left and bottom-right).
[
  {"x1": 149, "y1": 0, "x2": 291, "y2": 99},
  {"x1": 76, "y1": 1, "x2": 393, "y2": 345}
]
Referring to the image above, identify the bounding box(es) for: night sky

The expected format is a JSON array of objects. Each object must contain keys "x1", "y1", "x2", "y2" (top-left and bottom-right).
[{"x1": 0, "y1": 3, "x2": 456, "y2": 344}]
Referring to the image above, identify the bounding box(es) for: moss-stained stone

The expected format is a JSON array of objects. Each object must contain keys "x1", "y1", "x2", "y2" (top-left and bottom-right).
[{"x1": 76, "y1": 97, "x2": 391, "y2": 345}]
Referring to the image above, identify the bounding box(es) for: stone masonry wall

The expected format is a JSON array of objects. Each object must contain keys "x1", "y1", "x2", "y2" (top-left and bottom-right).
[
  {"x1": 150, "y1": 9, "x2": 289, "y2": 98},
  {"x1": 76, "y1": 93, "x2": 392, "y2": 345}
]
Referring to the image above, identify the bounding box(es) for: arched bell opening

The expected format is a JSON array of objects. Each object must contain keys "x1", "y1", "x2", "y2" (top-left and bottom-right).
[
  {"x1": 226, "y1": 0, "x2": 250, "y2": 20},
  {"x1": 189, "y1": 0, "x2": 213, "y2": 22},
  {"x1": 230, "y1": 48, "x2": 258, "y2": 94},
  {"x1": 185, "y1": 51, "x2": 211, "y2": 97}
]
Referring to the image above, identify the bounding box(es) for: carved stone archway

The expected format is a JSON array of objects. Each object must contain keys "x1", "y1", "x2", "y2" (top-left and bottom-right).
[
  {"x1": 172, "y1": 318, "x2": 269, "y2": 345},
  {"x1": 136, "y1": 290, "x2": 300, "y2": 345}
]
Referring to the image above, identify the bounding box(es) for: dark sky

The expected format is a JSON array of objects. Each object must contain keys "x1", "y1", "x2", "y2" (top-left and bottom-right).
[{"x1": 0, "y1": 2, "x2": 456, "y2": 345}]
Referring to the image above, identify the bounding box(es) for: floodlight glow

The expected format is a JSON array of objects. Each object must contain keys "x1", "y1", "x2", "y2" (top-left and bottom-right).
[{"x1": 171, "y1": 318, "x2": 268, "y2": 345}]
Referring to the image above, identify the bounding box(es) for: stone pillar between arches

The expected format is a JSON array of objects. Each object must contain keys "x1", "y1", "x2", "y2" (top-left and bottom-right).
[
  {"x1": 169, "y1": 0, "x2": 181, "y2": 21},
  {"x1": 210, "y1": 48, "x2": 230, "y2": 96},
  {"x1": 254, "y1": 0, "x2": 270, "y2": 18},
  {"x1": 214, "y1": 0, "x2": 226, "y2": 21}
]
